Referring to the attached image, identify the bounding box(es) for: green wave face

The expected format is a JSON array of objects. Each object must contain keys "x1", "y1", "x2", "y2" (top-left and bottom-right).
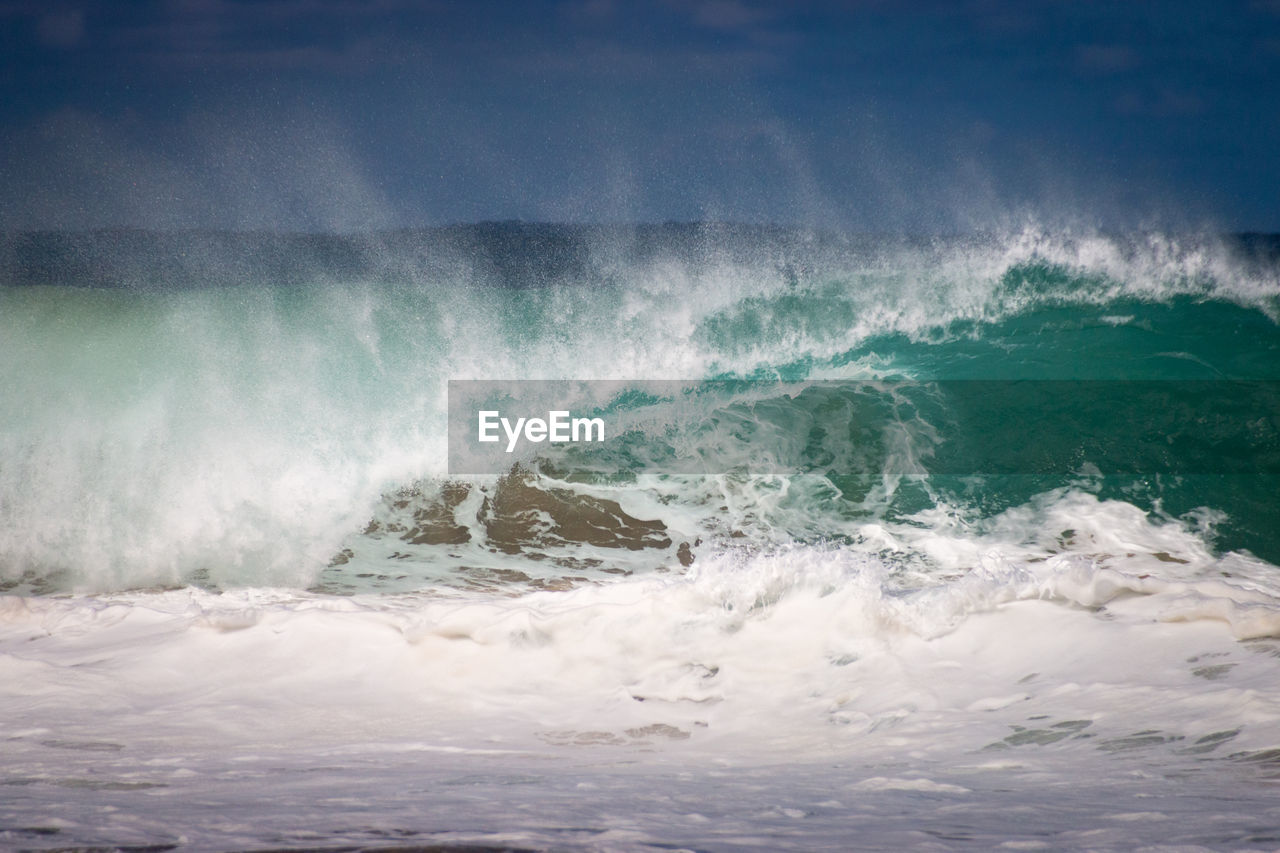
[{"x1": 1, "y1": 226, "x2": 1278, "y2": 592}]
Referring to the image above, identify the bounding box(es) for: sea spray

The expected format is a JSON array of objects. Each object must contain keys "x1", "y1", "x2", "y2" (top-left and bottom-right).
[{"x1": 2, "y1": 226, "x2": 1277, "y2": 591}]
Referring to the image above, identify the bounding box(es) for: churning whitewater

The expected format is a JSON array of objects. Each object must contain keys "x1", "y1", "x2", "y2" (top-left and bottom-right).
[{"x1": 2, "y1": 224, "x2": 1280, "y2": 850}]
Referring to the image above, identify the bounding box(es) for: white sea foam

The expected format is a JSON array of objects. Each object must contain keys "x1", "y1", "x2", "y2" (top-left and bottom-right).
[{"x1": 3, "y1": 532, "x2": 1280, "y2": 847}]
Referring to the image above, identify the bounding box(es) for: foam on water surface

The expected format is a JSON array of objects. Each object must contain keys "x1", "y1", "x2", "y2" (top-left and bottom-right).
[{"x1": 4, "y1": 541, "x2": 1280, "y2": 848}]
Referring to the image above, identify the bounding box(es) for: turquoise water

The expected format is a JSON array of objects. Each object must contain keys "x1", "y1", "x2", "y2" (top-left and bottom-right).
[{"x1": 2, "y1": 226, "x2": 1276, "y2": 592}]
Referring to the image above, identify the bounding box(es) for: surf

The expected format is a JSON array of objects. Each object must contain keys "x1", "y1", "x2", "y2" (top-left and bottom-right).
[
  {"x1": 4, "y1": 222, "x2": 1280, "y2": 850},
  {"x1": 1, "y1": 224, "x2": 1277, "y2": 593}
]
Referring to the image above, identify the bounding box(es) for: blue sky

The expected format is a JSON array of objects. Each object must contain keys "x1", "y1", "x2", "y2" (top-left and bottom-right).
[{"x1": 1, "y1": 0, "x2": 1277, "y2": 232}]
